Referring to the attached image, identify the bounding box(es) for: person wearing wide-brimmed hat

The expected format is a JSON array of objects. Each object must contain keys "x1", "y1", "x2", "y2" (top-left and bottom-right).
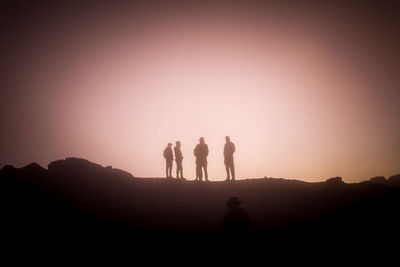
[{"x1": 222, "y1": 197, "x2": 252, "y2": 232}]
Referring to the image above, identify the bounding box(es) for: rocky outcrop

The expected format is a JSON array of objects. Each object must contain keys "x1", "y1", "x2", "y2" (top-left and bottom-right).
[
  {"x1": 388, "y1": 174, "x2": 400, "y2": 187},
  {"x1": 369, "y1": 176, "x2": 386, "y2": 184},
  {"x1": 325, "y1": 176, "x2": 344, "y2": 184}
]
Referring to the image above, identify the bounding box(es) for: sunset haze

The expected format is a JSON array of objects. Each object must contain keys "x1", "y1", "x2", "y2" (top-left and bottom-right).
[{"x1": 1, "y1": 2, "x2": 399, "y2": 182}]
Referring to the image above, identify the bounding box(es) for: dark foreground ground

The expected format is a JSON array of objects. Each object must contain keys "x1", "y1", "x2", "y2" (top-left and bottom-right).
[{"x1": 1, "y1": 158, "x2": 399, "y2": 256}]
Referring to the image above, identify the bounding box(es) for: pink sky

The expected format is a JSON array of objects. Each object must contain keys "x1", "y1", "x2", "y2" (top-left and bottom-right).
[{"x1": 1, "y1": 4, "x2": 399, "y2": 182}]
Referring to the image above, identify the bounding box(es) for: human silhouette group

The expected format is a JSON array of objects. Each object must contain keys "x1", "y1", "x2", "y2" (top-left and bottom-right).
[{"x1": 163, "y1": 136, "x2": 236, "y2": 181}]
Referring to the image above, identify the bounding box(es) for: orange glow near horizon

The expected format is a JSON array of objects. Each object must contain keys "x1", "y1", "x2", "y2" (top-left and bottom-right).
[{"x1": 2, "y1": 7, "x2": 399, "y2": 182}]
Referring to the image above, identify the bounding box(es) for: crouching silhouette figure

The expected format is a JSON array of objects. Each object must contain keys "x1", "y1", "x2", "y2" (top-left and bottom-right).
[{"x1": 222, "y1": 197, "x2": 252, "y2": 233}]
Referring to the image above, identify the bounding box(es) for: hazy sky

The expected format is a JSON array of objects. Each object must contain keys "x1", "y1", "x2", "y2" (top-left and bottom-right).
[{"x1": 1, "y1": 1, "x2": 399, "y2": 182}]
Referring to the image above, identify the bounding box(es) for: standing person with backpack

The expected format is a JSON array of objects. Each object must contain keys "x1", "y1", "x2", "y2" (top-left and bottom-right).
[
  {"x1": 174, "y1": 141, "x2": 184, "y2": 179},
  {"x1": 163, "y1": 143, "x2": 173, "y2": 178},
  {"x1": 224, "y1": 136, "x2": 236, "y2": 181},
  {"x1": 193, "y1": 137, "x2": 209, "y2": 181}
]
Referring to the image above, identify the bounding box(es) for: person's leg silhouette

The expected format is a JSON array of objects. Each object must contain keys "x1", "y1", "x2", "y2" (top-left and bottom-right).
[
  {"x1": 197, "y1": 164, "x2": 203, "y2": 181},
  {"x1": 168, "y1": 162, "x2": 172, "y2": 178},
  {"x1": 225, "y1": 163, "x2": 230, "y2": 181},
  {"x1": 230, "y1": 162, "x2": 235, "y2": 181},
  {"x1": 203, "y1": 162, "x2": 208, "y2": 181},
  {"x1": 166, "y1": 161, "x2": 172, "y2": 178}
]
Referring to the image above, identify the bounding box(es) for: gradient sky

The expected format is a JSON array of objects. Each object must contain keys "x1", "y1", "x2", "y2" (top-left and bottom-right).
[{"x1": 1, "y1": 1, "x2": 399, "y2": 182}]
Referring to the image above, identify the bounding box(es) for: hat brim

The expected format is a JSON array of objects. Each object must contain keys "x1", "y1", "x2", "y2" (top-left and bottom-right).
[{"x1": 226, "y1": 200, "x2": 242, "y2": 207}]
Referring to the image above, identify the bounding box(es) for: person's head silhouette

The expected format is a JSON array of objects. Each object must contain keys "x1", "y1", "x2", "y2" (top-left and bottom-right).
[
  {"x1": 176, "y1": 141, "x2": 181, "y2": 148},
  {"x1": 222, "y1": 196, "x2": 252, "y2": 233},
  {"x1": 226, "y1": 196, "x2": 242, "y2": 209},
  {"x1": 225, "y1": 136, "x2": 230, "y2": 143},
  {"x1": 199, "y1": 137, "x2": 205, "y2": 144},
  {"x1": 167, "y1": 143, "x2": 172, "y2": 148}
]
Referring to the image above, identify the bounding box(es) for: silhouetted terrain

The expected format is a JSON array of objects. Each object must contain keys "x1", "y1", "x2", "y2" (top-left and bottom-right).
[{"x1": 1, "y1": 158, "x2": 399, "y2": 250}]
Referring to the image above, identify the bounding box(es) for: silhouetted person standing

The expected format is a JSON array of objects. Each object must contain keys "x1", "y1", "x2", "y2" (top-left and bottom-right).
[
  {"x1": 174, "y1": 141, "x2": 184, "y2": 179},
  {"x1": 193, "y1": 137, "x2": 209, "y2": 181},
  {"x1": 163, "y1": 143, "x2": 173, "y2": 178},
  {"x1": 224, "y1": 136, "x2": 236, "y2": 181},
  {"x1": 222, "y1": 197, "x2": 252, "y2": 233}
]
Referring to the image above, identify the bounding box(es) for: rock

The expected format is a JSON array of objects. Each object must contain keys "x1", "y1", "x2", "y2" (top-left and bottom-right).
[
  {"x1": 46, "y1": 158, "x2": 135, "y2": 185},
  {"x1": 326, "y1": 177, "x2": 343, "y2": 184},
  {"x1": 1, "y1": 164, "x2": 16, "y2": 172},
  {"x1": 387, "y1": 174, "x2": 400, "y2": 187},
  {"x1": 0, "y1": 165, "x2": 16, "y2": 176},
  {"x1": 369, "y1": 176, "x2": 386, "y2": 184},
  {"x1": 107, "y1": 167, "x2": 134, "y2": 179},
  {"x1": 20, "y1": 162, "x2": 46, "y2": 174},
  {"x1": 48, "y1": 157, "x2": 103, "y2": 174}
]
